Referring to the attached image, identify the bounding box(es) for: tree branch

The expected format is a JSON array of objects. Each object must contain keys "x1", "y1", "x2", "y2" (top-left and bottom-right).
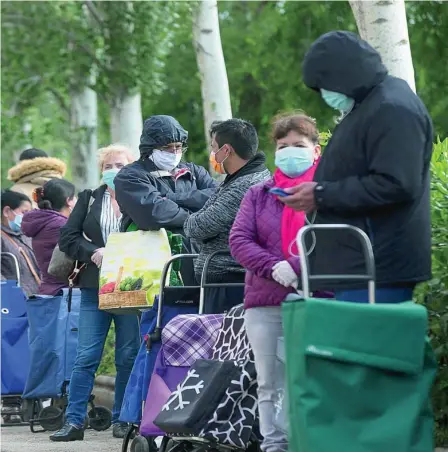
[
  {"x1": 47, "y1": 87, "x2": 71, "y2": 116},
  {"x1": 84, "y1": 1, "x2": 104, "y2": 27}
]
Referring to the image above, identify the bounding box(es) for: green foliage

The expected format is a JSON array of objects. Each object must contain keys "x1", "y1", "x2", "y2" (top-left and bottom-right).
[
  {"x1": 407, "y1": 2, "x2": 448, "y2": 140},
  {"x1": 2, "y1": 1, "x2": 447, "y2": 187},
  {"x1": 97, "y1": 323, "x2": 116, "y2": 376},
  {"x1": 415, "y1": 138, "x2": 448, "y2": 446}
]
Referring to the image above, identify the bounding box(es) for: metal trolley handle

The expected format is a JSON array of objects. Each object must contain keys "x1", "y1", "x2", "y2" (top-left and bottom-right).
[
  {"x1": 296, "y1": 224, "x2": 376, "y2": 304},
  {"x1": 1, "y1": 252, "x2": 21, "y2": 287}
]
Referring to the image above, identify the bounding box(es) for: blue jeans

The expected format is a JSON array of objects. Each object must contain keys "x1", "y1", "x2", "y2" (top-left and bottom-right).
[
  {"x1": 66, "y1": 288, "x2": 139, "y2": 427},
  {"x1": 334, "y1": 287, "x2": 414, "y2": 303}
]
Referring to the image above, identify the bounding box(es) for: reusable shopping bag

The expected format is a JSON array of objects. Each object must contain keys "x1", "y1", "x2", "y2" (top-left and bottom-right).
[
  {"x1": 282, "y1": 224, "x2": 437, "y2": 452},
  {"x1": 98, "y1": 229, "x2": 172, "y2": 311}
]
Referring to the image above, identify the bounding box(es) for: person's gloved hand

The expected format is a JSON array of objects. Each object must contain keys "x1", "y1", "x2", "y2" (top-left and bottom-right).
[
  {"x1": 272, "y1": 261, "x2": 298, "y2": 288},
  {"x1": 91, "y1": 248, "x2": 105, "y2": 268}
]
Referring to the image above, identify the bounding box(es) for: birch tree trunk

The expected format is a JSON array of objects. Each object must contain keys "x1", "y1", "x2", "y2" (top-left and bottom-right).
[
  {"x1": 71, "y1": 85, "x2": 100, "y2": 190},
  {"x1": 110, "y1": 92, "x2": 143, "y2": 159},
  {"x1": 193, "y1": 0, "x2": 232, "y2": 159},
  {"x1": 349, "y1": 0, "x2": 416, "y2": 92}
]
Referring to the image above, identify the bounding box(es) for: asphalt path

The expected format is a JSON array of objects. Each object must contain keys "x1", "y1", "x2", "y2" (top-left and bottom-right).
[{"x1": 1, "y1": 425, "x2": 123, "y2": 452}]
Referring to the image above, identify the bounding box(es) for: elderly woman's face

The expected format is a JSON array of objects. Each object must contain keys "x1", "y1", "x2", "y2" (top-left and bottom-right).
[{"x1": 102, "y1": 153, "x2": 129, "y2": 172}]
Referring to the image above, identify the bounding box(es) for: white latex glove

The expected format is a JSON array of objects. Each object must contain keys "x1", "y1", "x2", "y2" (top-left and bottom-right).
[
  {"x1": 91, "y1": 248, "x2": 105, "y2": 268},
  {"x1": 272, "y1": 261, "x2": 298, "y2": 289}
]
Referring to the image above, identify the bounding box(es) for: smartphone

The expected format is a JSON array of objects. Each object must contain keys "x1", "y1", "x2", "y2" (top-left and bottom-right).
[{"x1": 268, "y1": 187, "x2": 289, "y2": 197}]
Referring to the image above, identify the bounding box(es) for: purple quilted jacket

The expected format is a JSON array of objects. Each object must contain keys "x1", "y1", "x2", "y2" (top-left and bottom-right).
[
  {"x1": 230, "y1": 178, "x2": 300, "y2": 309},
  {"x1": 22, "y1": 209, "x2": 68, "y2": 296}
]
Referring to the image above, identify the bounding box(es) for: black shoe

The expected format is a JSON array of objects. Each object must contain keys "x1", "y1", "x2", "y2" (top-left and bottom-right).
[
  {"x1": 112, "y1": 422, "x2": 133, "y2": 439},
  {"x1": 50, "y1": 422, "x2": 84, "y2": 442}
]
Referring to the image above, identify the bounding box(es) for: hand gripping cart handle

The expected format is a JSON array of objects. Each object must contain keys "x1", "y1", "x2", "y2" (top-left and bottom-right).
[
  {"x1": 199, "y1": 249, "x2": 245, "y2": 314},
  {"x1": 1, "y1": 252, "x2": 22, "y2": 287},
  {"x1": 296, "y1": 224, "x2": 376, "y2": 304}
]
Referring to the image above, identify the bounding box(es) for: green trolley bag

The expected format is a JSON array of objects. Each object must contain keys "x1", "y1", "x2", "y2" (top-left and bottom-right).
[{"x1": 282, "y1": 224, "x2": 437, "y2": 452}]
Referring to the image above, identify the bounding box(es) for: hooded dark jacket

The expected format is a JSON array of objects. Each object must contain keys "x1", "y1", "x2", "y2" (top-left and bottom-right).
[
  {"x1": 115, "y1": 115, "x2": 217, "y2": 235},
  {"x1": 22, "y1": 209, "x2": 68, "y2": 295},
  {"x1": 302, "y1": 31, "x2": 433, "y2": 290}
]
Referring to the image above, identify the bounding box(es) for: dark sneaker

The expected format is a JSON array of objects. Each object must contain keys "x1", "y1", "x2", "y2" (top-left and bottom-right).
[
  {"x1": 112, "y1": 422, "x2": 133, "y2": 439},
  {"x1": 50, "y1": 422, "x2": 84, "y2": 442}
]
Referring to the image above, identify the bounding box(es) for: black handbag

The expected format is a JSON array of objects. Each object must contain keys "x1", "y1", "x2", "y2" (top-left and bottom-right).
[
  {"x1": 48, "y1": 192, "x2": 94, "y2": 282},
  {"x1": 154, "y1": 359, "x2": 240, "y2": 435}
]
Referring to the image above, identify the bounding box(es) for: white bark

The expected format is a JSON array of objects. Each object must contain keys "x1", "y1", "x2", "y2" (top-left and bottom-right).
[
  {"x1": 110, "y1": 92, "x2": 143, "y2": 159},
  {"x1": 71, "y1": 86, "x2": 100, "y2": 190},
  {"x1": 349, "y1": 0, "x2": 416, "y2": 92},
  {"x1": 193, "y1": 0, "x2": 232, "y2": 151}
]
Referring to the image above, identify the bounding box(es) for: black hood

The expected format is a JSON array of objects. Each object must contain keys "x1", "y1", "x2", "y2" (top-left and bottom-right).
[
  {"x1": 302, "y1": 31, "x2": 388, "y2": 102},
  {"x1": 139, "y1": 115, "x2": 188, "y2": 157}
]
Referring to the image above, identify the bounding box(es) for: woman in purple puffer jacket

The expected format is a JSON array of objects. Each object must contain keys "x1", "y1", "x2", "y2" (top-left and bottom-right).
[
  {"x1": 22, "y1": 179, "x2": 76, "y2": 296},
  {"x1": 230, "y1": 112, "x2": 324, "y2": 452}
]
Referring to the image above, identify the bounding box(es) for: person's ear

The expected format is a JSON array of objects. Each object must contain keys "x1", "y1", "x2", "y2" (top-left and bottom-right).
[
  {"x1": 314, "y1": 144, "x2": 322, "y2": 160},
  {"x1": 3, "y1": 206, "x2": 11, "y2": 219}
]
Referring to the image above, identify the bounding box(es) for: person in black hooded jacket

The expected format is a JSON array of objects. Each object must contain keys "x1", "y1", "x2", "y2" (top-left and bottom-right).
[
  {"x1": 282, "y1": 31, "x2": 433, "y2": 303},
  {"x1": 115, "y1": 115, "x2": 217, "y2": 237}
]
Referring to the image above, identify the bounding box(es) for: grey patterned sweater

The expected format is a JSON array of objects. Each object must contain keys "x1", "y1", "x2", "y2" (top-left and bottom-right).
[{"x1": 184, "y1": 153, "x2": 270, "y2": 283}]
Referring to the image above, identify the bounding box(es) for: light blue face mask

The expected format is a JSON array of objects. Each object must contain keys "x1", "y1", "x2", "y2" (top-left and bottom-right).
[
  {"x1": 275, "y1": 146, "x2": 314, "y2": 178},
  {"x1": 321, "y1": 89, "x2": 355, "y2": 113},
  {"x1": 9, "y1": 214, "x2": 23, "y2": 233},
  {"x1": 102, "y1": 168, "x2": 120, "y2": 191}
]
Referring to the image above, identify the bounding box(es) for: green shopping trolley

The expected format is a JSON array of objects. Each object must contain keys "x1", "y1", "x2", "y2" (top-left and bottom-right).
[{"x1": 282, "y1": 224, "x2": 437, "y2": 452}]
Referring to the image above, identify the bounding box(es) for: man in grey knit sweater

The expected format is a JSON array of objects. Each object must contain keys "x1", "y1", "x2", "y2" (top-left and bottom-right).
[{"x1": 184, "y1": 119, "x2": 270, "y2": 313}]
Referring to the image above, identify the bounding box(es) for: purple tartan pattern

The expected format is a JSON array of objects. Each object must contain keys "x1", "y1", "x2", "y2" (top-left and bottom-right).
[{"x1": 162, "y1": 314, "x2": 224, "y2": 366}]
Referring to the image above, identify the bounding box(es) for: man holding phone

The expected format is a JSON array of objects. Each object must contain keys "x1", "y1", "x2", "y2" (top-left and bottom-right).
[{"x1": 281, "y1": 31, "x2": 433, "y2": 302}]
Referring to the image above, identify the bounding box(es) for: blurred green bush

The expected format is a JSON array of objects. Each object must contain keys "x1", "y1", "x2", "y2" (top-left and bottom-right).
[{"x1": 416, "y1": 138, "x2": 448, "y2": 446}]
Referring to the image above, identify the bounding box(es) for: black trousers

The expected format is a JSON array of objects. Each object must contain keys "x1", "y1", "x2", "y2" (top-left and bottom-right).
[
  {"x1": 201, "y1": 272, "x2": 245, "y2": 315},
  {"x1": 203, "y1": 286, "x2": 245, "y2": 314}
]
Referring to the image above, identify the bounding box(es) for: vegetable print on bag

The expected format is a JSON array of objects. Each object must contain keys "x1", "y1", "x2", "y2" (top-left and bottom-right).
[{"x1": 98, "y1": 230, "x2": 172, "y2": 310}]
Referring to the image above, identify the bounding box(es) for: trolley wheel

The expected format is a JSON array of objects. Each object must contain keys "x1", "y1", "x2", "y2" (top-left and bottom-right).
[
  {"x1": 159, "y1": 438, "x2": 173, "y2": 452},
  {"x1": 122, "y1": 425, "x2": 138, "y2": 452},
  {"x1": 130, "y1": 435, "x2": 150, "y2": 452},
  {"x1": 38, "y1": 406, "x2": 64, "y2": 431},
  {"x1": 88, "y1": 405, "x2": 112, "y2": 431}
]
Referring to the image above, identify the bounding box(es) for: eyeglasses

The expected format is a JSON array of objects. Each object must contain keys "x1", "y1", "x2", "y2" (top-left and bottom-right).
[{"x1": 160, "y1": 144, "x2": 186, "y2": 155}]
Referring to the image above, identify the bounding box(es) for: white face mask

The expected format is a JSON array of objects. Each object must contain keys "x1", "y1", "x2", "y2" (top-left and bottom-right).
[{"x1": 152, "y1": 149, "x2": 182, "y2": 172}]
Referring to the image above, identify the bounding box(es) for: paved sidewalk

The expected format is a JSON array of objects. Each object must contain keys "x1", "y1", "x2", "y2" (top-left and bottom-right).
[
  {"x1": 1, "y1": 426, "x2": 122, "y2": 452},
  {"x1": 2, "y1": 426, "x2": 447, "y2": 452}
]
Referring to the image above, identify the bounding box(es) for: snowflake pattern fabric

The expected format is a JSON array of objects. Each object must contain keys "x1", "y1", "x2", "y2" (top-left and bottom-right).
[
  {"x1": 162, "y1": 314, "x2": 224, "y2": 367},
  {"x1": 198, "y1": 304, "x2": 260, "y2": 449}
]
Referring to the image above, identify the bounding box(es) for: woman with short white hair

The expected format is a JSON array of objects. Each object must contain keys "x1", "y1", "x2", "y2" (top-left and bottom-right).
[{"x1": 51, "y1": 144, "x2": 139, "y2": 442}]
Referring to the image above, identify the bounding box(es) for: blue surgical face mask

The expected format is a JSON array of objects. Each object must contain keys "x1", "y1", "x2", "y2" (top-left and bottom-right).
[
  {"x1": 8, "y1": 214, "x2": 23, "y2": 233},
  {"x1": 102, "y1": 168, "x2": 120, "y2": 191},
  {"x1": 275, "y1": 147, "x2": 314, "y2": 178},
  {"x1": 321, "y1": 89, "x2": 355, "y2": 113}
]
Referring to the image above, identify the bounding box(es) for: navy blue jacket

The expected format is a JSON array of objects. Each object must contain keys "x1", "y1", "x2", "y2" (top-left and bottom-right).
[
  {"x1": 115, "y1": 158, "x2": 217, "y2": 234},
  {"x1": 302, "y1": 31, "x2": 433, "y2": 290}
]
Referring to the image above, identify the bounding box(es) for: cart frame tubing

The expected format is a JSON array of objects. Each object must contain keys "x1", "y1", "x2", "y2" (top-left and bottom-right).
[
  {"x1": 1, "y1": 252, "x2": 21, "y2": 287},
  {"x1": 199, "y1": 250, "x2": 245, "y2": 314},
  {"x1": 296, "y1": 224, "x2": 376, "y2": 304},
  {"x1": 156, "y1": 254, "x2": 200, "y2": 329}
]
